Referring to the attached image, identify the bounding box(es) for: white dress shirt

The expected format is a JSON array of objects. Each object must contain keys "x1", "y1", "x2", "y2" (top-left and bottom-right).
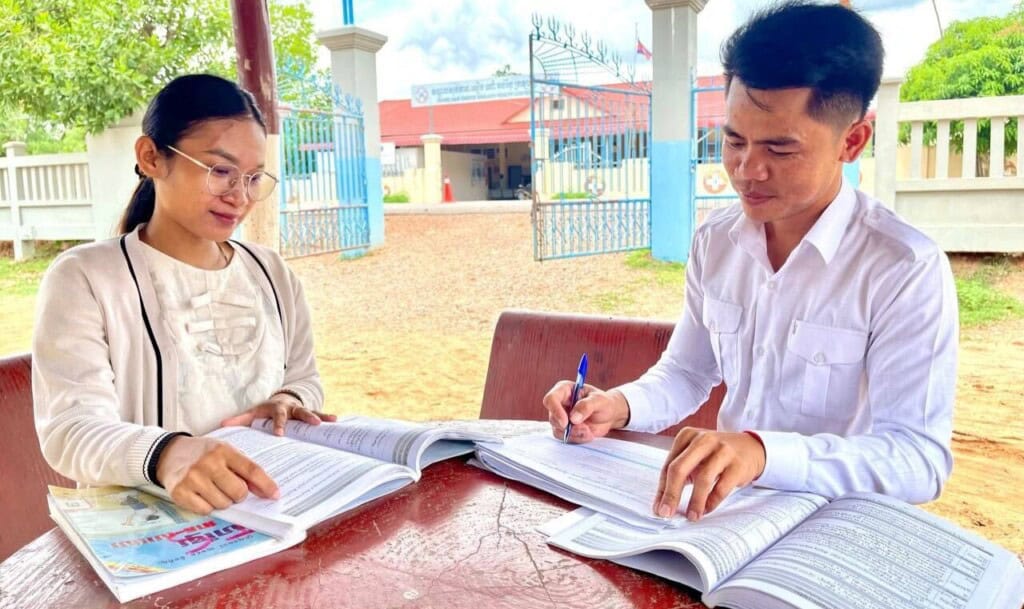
[{"x1": 618, "y1": 179, "x2": 959, "y2": 503}]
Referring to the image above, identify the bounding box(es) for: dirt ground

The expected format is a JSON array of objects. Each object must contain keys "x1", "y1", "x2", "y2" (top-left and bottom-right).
[{"x1": 3, "y1": 212, "x2": 1021, "y2": 559}]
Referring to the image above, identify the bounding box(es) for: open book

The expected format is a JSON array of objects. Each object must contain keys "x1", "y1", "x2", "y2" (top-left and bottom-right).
[
  {"x1": 51, "y1": 415, "x2": 500, "y2": 601},
  {"x1": 474, "y1": 432, "x2": 692, "y2": 530},
  {"x1": 48, "y1": 486, "x2": 294, "y2": 603},
  {"x1": 151, "y1": 415, "x2": 502, "y2": 540},
  {"x1": 542, "y1": 493, "x2": 1024, "y2": 609},
  {"x1": 476, "y1": 433, "x2": 1024, "y2": 609}
]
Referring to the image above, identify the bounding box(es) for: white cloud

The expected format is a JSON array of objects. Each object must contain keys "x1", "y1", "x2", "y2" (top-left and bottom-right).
[{"x1": 305, "y1": 0, "x2": 1018, "y2": 100}]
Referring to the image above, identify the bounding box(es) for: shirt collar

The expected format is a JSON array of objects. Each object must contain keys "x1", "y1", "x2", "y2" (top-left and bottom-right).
[
  {"x1": 727, "y1": 177, "x2": 858, "y2": 266},
  {"x1": 802, "y1": 177, "x2": 858, "y2": 265}
]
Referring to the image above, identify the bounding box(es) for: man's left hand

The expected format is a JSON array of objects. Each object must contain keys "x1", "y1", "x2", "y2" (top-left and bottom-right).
[{"x1": 654, "y1": 428, "x2": 766, "y2": 521}]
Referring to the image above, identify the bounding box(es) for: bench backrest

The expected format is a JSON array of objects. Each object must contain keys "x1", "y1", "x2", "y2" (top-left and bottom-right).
[
  {"x1": 0, "y1": 353, "x2": 74, "y2": 561},
  {"x1": 479, "y1": 310, "x2": 724, "y2": 434}
]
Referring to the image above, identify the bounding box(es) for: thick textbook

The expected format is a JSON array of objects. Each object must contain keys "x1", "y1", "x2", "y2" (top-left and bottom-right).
[
  {"x1": 475, "y1": 433, "x2": 1024, "y2": 609},
  {"x1": 53, "y1": 415, "x2": 500, "y2": 601},
  {"x1": 151, "y1": 415, "x2": 502, "y2": 540}
]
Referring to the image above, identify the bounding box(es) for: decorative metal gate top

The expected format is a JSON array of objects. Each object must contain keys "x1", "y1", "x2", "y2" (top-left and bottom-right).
[
  {"x1": 277, "y1": 62, "x2": 370, "y2": 259},
  {"x1": 529, "y1": 15, "x2": 653, "y2": 261}
]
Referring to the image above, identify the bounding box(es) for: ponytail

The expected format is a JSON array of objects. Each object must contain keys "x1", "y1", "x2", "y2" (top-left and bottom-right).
[{"x1": 118, "y1": 175, "x2": 156, "y2": 234}]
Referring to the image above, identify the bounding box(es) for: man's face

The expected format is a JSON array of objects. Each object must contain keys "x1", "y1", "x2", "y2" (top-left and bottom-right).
[{"x1": 721, "y1": 78, "x2": 851, "y2": 227}]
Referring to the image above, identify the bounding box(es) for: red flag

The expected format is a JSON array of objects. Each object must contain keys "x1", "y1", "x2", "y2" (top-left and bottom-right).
[{"x1": 636, "y1": 39, "x2": 652, "y2": 60}]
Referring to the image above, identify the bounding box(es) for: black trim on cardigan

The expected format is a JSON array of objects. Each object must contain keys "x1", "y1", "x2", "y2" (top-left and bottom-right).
[
  {"x1": 231, "y1": 240, "x2": 287, "y2": 369},
  {"x1": 147, "y1": 431, "x2": 192, "y2": 487},
  {"x1": 120, "y1": 235, "x2": 165, "y2": 426}
]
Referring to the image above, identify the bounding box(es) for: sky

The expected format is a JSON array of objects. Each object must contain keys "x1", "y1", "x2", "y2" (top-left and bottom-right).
[{"x1": 306, "y1": 0, "x2": 1019, "y2": 101}]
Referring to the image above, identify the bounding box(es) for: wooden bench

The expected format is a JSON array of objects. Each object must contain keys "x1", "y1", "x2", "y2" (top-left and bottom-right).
[
  {"x1": 0, "y1": 353, "x2": 74, "y2": 561},
  {"x1": 479, "y1": 310, "x2": 725, "y2": 435}
]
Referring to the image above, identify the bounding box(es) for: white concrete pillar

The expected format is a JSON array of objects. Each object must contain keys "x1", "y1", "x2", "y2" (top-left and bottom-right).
[
  {"x1": 85, "y1": 112, "x2": 144, "y2": 241},
  {"x1": 318, "y1": 26, "x2": 388, "y2": 247},
  {"x1": 874, "y1": 78, "x2": 902, "y2": 208},
  {"x1": 421, "y1": 134, "x2": 443, "y2": 205},
  {"x1": 645, "y1": 0, "x2": 704, "y2": 262},
  {"x1": 3, "y1": 142, "x2": 34, "y2": 260}
]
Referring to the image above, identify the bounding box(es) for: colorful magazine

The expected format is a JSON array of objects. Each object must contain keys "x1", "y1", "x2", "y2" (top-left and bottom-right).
[{"x1": 48, "y1": 486, "x2": 300, "y2": 601}]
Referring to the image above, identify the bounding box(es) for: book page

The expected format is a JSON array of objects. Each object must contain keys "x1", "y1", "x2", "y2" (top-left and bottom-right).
[
  {"x1": 475, "y1": 433, "x2": 689, "y2": 530},
  {"x1": 253, "y1": 416, "x2": 500, "y2": 472},
  {"x1": 209, "y1": 427, "x2": 414, "y2": 532},
  {"x1": 708, "y1": 492, "x2": 1024, "y2": 609},
  {"x1": 545, "y1": 488, "x2": 827, "y2": 592}
]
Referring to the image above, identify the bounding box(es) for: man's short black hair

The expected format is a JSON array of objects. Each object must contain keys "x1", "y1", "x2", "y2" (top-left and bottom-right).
[{"x1": 721, "y1": 1, "x2": 884, "y2": 128}]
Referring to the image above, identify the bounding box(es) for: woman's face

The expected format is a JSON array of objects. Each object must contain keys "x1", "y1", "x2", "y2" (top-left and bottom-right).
[{"x1": 148, "y1": 118, "x2": 268, "y2": 242}]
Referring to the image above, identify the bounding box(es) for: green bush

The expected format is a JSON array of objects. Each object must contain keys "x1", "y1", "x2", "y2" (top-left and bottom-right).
[
  {"x1": 555, "y1": 192, "x2": 590, "y2": 199},
  {"x1": 383, "y1": 192, "x2": 410, "y2": 203}
]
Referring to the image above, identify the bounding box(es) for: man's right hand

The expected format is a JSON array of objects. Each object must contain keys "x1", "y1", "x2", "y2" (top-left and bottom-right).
[
  {"x1": 542, "y1": 381, "x2": 631, "y2": 443},
  {"x1": 155, "y1": 436, "x2": 280, "y2": 514}
]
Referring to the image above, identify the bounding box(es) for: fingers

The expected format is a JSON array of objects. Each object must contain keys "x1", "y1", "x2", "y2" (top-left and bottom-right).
[
  {"x1": 542, "y1": 381, "x2": 576, "y2": 429},
  {"x1": 226, "y1": 450, "x2": 280, "y2": 500},
  {"x1": 684, "y1": 447, "x2": 735, "y2": 520},
  {"x1": 271, "y1": 403, "x2": 289, "y2": 436},
  {"x1": 655, "y1": 427, "x2": 705, "y2": 519},
  {"x1": 220, "y1": 410, "x2": 258, "y2": 428},
  {"x1": 172, "y1": 489, "x2": 215, "y2": 515}
]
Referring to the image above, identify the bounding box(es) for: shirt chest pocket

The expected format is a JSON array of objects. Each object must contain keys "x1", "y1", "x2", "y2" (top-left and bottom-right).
[
  {"x1": 780, "y1": 320, "x2": 868, "y2": 419},
  {"x1": 703, "y1": 297, "x2": 743, "y2": 383}
]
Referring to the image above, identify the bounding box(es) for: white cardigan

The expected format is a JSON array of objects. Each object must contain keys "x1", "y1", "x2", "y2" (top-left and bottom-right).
[{"x1": 32, "y1": 226, "x2": 324, "y2": 488}]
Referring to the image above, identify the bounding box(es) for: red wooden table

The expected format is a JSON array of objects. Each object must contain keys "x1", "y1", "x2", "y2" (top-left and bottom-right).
[{"x1": 0, "y1": 428, "x2": 699, "y2": 609}]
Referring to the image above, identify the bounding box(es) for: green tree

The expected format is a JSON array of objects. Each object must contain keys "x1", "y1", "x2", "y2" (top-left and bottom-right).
[
  {"x1": 0, "y1": 0, "x2": 323, "y2": 151},
  {"x1": 899, "y1": 4, "x2": 1024, "y2": 163}
]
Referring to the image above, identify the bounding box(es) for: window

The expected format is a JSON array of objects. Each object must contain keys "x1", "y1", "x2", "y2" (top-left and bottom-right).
[{"x1": 550, "y1": 99, "x2": 565, "y2": 112}]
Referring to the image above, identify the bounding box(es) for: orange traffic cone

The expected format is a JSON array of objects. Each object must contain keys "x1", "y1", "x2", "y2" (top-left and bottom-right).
[{"x1": 442, "y1": 175, "x2": 456, "y2": 203}]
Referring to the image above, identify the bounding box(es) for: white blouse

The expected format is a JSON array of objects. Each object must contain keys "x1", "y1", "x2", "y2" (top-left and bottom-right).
[{"x1": 140, "y1": 242, "x2": 286, "y2": 435}]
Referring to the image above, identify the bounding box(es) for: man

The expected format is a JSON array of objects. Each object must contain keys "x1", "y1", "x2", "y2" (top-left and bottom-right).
[{"x1": 543, "y1": 1, "x2": 958, "y2": 522}]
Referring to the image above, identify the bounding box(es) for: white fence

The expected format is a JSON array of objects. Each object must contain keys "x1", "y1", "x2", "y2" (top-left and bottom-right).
[
  {"x1": 0, "y1": 143, "x2": 96, "y2": 259},
  {"x1": 874, "y1": 80, "x2": 1024, "y2": 253}
]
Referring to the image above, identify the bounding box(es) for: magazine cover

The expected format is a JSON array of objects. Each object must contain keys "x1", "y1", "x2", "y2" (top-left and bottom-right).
[{"x1": 49, "y1": 486, "x2": 272, "y2": 576}]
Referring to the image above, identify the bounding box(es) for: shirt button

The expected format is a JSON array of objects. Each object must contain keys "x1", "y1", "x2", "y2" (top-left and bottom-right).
[
  {"x1": 813, "y1": 352, "x2": 826, "y2": 365},
  {"x1": 755, "y1": 346, "x2": 766, "y2": 357},
  {"x1": 766, "y1": 281, "x2": 777, "y2": 290}
]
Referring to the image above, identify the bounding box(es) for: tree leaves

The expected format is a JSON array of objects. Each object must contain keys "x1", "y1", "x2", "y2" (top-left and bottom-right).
[
  {"x1": 900, "y1": 5, "x2": 1024, "y2": 154},
  {"x1": 0, "y1": 0, "x2": 320, "y2": 145}
]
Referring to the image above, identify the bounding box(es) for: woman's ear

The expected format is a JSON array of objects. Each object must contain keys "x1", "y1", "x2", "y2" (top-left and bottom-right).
[{"x1": 135, "y1": 136, "x2": 167, "y2": 178}]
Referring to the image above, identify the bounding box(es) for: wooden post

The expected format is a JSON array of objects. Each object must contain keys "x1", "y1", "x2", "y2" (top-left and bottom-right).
[{"x1": 230, "y1": 0, "x2": 281, "y2": 251}]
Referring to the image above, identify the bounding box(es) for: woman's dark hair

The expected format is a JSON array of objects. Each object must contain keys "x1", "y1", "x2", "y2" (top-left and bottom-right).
[
  {"x1": 119, "y1": 74, "x2": 266, "y2": 234},
  {"x1": 721, "y1": 1, "x2": 884, "y2": 129}
]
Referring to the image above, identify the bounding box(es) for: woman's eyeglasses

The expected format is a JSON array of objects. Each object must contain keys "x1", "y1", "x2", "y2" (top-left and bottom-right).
[{"x1": 167, "y1": 145, "x2": 278, "y2": 202}]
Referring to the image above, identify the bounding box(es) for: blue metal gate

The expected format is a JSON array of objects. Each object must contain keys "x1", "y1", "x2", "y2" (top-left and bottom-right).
[
  {"x1": 277, "y1": 70, "x2": 369, "y2": 258},
  {"x1": 691, "y1": 78, "x2": 738, "y2": 226},
  {"x1": 529, "y1": 16, "x2": 652, "y2": 261}
]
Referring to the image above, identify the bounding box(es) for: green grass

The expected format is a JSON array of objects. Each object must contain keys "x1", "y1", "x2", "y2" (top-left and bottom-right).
[
  {"x1": 596, "y1": 249, "x2": 1024, "y2": 329},
  {"x1": 957, "y1": 271, "x2": 1024, "y2": 328},
  {"x1": 554, "y1": 192, "x2": 590, "y2": 200},
  {"x1": 0, "y1": 241, "x2": 78, "y2": 296},
  {"x1": 383, "y1": 192, "x2": 411, "y2": 203},
  {"x1": 624, "y1": 249, "x2": 686, "y2": 288}
]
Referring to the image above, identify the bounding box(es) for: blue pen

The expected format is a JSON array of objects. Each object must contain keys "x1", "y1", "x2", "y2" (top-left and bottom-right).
[{"x1": 563, "y1": 353, "x2": 589, "y2": 444}]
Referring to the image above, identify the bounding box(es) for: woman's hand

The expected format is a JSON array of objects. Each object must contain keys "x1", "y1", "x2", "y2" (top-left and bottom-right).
[
  {"x1": 155, "y1": 435, "x2": 279, "y2": 515},
  {"x1": 220, "y1": 392, "x2": 337, "y2": 436}
]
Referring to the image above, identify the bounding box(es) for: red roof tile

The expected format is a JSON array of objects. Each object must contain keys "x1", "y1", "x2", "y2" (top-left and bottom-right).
[{"x1": 379, "y1": 76, "x2": 875, "y2": 145}]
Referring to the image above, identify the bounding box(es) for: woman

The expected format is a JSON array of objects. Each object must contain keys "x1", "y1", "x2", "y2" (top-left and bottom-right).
[{"x1": 33, "y1": 74, "x2": 335, "y2": 515}]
